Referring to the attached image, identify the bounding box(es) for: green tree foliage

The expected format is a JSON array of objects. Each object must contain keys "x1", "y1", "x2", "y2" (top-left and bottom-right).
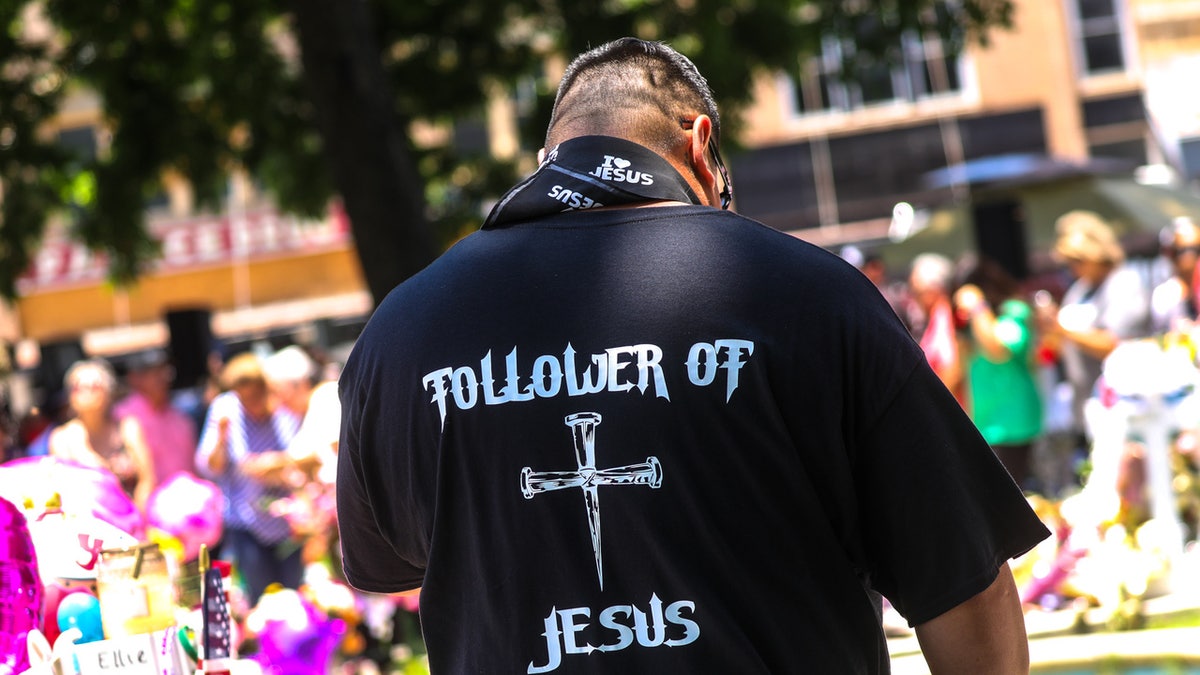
[{"x1": 0, "y1": 0, "x2": 1012, "y2": 304}]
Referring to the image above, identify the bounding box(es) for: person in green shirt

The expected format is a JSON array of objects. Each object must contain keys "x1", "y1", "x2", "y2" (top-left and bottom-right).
[{"x1": 954, "y1": 257, "x2": 1044, "y2": 490}]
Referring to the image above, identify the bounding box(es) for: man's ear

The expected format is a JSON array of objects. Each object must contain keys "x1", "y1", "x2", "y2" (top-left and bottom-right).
[{"x1": 689, "y1": 115, "x2": 719, "y2": 207}]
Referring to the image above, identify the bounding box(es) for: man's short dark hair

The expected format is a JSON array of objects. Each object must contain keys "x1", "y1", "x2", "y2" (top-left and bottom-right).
[{"x1": 545, "y1": 38, "x2": 721, "y2": 154}]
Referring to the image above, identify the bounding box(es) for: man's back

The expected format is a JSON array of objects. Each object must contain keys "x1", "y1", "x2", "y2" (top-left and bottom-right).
[{"x1": 338, "y1": 205, "x2": 1045, "y2": 673}]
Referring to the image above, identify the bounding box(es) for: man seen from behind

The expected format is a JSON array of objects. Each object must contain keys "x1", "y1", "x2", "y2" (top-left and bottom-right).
[{"x1": 337, "y1": 37, "x2": 1049, "y2": 674}]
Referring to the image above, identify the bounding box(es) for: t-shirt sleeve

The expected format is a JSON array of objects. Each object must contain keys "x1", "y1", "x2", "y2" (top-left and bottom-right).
[
  {"x1": 336, "y1": 365, "x2": 427, "y2": 594},
  {"x1": 855, "y1": 361, "x2": 1050, "y2": 626}
]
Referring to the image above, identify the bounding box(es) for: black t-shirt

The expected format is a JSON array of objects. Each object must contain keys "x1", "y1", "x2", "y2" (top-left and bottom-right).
[{"x1": 337, "y1": 205, "x2": 1049, "y2": 674}]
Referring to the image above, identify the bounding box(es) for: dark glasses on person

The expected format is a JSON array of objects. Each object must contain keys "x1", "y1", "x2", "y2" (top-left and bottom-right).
[
  {"x1": 709, "y1": 143, "x2": 734, "y2": 210},
  {"x1": 1174, "y1": 245, "x2": 1200, "y2": 258},
  {"x1": 681, "y1": 118, "x2": 734, "y2": 210}
]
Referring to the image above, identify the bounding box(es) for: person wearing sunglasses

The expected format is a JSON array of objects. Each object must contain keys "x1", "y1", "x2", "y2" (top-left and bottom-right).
[
  {"x1": 1151, "y1": 216, "x2": 1200, "y2": 335},
  {"x1": 337, "y1": 37, "x2": 1046, "y2": 674}
]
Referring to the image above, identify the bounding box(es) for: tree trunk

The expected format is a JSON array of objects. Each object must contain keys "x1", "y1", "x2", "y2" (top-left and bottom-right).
[{"x1": 291, "y1": 0, "x2": 437, "y2": 309}]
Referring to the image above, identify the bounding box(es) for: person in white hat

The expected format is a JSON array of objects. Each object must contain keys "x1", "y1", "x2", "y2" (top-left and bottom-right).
[{"x1": 1037, "y1": 210, "x2": 1151, "y2": 440}]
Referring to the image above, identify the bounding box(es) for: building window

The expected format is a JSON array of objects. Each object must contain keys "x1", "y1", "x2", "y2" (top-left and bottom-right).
[
  {"x1": 731, "y1": 107, "x2": 1048, "y2": 231},
  {"x1": 791, "y1": 26, "x2": 962, "y2": 115},
  {"x1": 1089, "y1": 139, "x2": 1147, "y2": 166},
  {"x1": 1082, "y1": 93, "x2": 1146, "y2": 166},
  {"x1": 1073, "y1": 0, "x2": 1126, "y2": 75},
  {"x1": 1081, "y1": 92, "x2": 1144, "y2": 128}
]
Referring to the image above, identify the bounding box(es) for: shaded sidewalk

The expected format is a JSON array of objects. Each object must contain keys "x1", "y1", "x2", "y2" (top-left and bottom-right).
[{"x1": 889, "y1": 588, "x2": 1200, "y2": 674}]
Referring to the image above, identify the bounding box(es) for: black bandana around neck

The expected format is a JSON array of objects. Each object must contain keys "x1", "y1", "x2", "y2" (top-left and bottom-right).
[{"x1": 482, "y1": 135, "x2": 701, "y2": 229}]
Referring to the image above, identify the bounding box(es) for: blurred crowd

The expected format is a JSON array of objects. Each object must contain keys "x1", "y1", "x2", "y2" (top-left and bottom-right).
[
  {"x1": 1, "y1": 342, "x2": 344, "y2": 593},
  {"x1": 846, "y1": 210, "x2": 1200, "y2": 618},
  {"x1": 0, "y1": 339, "x2": 412, "y2": 670},
  {"x1": 3, "y1": 207, "x2": 1200, "y2": 657}
]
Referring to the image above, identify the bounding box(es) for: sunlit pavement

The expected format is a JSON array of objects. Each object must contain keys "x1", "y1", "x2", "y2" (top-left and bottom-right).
[{"x1": 889, "y1": 589, "x2": 1200, "y2": 674}]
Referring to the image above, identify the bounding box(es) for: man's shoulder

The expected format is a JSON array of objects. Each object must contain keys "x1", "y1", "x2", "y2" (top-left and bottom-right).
[
  {"x1": 615, "y1": 205, "x2": 808, "y2": 243},
  {"x1": 421, "y1": 206, "x2": 824, "y2": 261},
  {"x1": 371, "y1": 205, "x2": 856, "y2": 314},
  {"x1": 681, "y1": 208, "x2": 854, "y2": 263},
  {"x1": 483, "y1": 203, "x2": 804, "y2": 241}
]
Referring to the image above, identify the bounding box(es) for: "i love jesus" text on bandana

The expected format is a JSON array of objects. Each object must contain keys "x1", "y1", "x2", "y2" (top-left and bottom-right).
[{"x1": 482, "y1": 135, "x2": 702, "y2": 229}]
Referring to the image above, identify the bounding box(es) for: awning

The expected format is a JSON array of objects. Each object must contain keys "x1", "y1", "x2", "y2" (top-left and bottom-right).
[
  {"x1": 877, "y1": 175, "x2": 1200, "y2": 275},
  {"x1": 80, "y1": 290, "x2": 372, "y2": 357}
]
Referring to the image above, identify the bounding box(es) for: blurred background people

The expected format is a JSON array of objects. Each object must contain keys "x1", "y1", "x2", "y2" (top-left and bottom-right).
[
  {"x1": 907, "y1": 252, "x2": 964, "y2": 403},
  {"x1": 953, "y1": 256, "x2": 1043, "y2": 490},
  {"x1": 115, "y1": 347, "x2": 198, "y2": 485},
  {"x1": 19, "y1": 389, "x2": 70, "y2": 458},
  {"x1": 48, "y1": 358, "x2": 156, "y2": 508},
  {"x1": 0, "y1": 396, "x2": 16, "y2": 463},
  {"x1": 195, "y1": 351, "x2": 303, "y2": 605},
  {"x1": 263, "y1": 345, "x2": 319, "y2": 427},
  {"x1": 841, "y1": 244, "x2": 910, "y2": 325},
  {"x1": 173, "y1": 347, "x2": 227, "y2": 439},
  {"x1": 1035, "y1": 210, "x2": 1152, "y2": 439},
  {"x1": 270, "y1": 346, "x2": 342, "y2": 566},
  {"x1": 1150, "y1": 216, "x2": 1200, "y2": 336},
  {"x1": 267, "y1": 345, "x2": 338, "y2": 485}
]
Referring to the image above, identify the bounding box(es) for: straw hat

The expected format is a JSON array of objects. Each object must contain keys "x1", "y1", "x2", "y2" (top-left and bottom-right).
[{"x1": 1053, "y1": 210, "x2": 1124, "y2": 265}]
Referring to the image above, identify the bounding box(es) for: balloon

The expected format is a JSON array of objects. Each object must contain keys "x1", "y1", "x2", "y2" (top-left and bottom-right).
[
  {"x1": 248, "y1": 589, "x2": 345, "y2": 675},
  {"x1": 0, "y1": 456, "x2": 144, "y2": 538},
  {"x1": 40, "y1": 584, "x2": 95, "y2": 648},
  {"x1": 0, "y1": 497, "x2": 42, "y2": 675},
  {"x1": 144, "y1": 472, "x2": 224, "y2": 562},
  {"x1": 55, "y1": 592, "x2": 104, "y2": 644}
]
